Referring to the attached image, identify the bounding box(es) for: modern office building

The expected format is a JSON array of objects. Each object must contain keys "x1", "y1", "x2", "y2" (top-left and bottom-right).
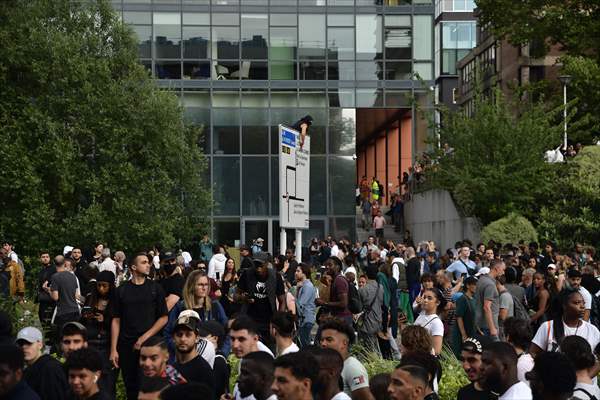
[{"x1": 111, "y1": 0, "x2": 435, "y2": 252}]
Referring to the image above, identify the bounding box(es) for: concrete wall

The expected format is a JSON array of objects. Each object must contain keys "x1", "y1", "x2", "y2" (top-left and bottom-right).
[{"x1": 404, "y1": 189, "x2": 481, "y2": 251}]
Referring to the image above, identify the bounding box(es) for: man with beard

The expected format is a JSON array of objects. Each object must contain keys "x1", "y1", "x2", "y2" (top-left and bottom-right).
[
  {"x1": 457, "y1": 337, "x2": 496, "y2": 400},
  {"x1": 480, "y1": 342, "x2": 531, "y2": 400},
  {"x1": 36, "y1": 252, "x2": 56, "y2": 339},
  {"x1": 171, "y1": 310, "x2": 215, "y2": 394},
  {"x1": 71, "y1": 247, "x2": 91, "y2": 289},
  {"x1": 236, "y1": 351, "x2": 277, "y2": 400},
  {"x1": 525, "y1": 351, "x2": 576, "y2": 400}
]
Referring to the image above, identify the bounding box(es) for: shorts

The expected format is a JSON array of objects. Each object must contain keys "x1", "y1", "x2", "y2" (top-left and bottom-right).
[{"x1": 375, "y1": 228, "x2": 384, "y2": 238}]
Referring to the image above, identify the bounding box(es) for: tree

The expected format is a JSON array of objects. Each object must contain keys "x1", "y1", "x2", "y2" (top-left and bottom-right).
[
  {"x1": 481, "y1": 213, "x2": 538, "y2": 245},
  {"x1": 429, "y1": 91, "x2": 561, "y2": 226},
  {"x1": 537, "y1": 146, "x2": 600, "y2": 250},
  {"x1": 0, "y1": 0, "x2": 210, "y2": 257}
]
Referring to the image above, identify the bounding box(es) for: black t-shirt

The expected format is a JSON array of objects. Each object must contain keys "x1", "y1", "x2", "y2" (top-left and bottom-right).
[
  {"x1": 173, "y1": 355, "x2": 215, "y2": 396},
  {"x1": 37, "y1": 265, "x2": 56, "y2": 303},
  {"x1": 457, "y1": 383, "x2": 497, "y2": 400},
  {"x1": 161, "y1": 274, "x2": 185, "y2": 298},
  {"x1": 113, "y1": 280, "x2": 167, "y2": 341},
  {"x1": 238, "y1": 269, "x2": 285, "y2": 323},
  {"x1": 213, "y1": 354, "x2": 230, "y2": 398}
]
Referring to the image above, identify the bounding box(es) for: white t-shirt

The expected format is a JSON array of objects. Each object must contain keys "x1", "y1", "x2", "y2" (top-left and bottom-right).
[
  {"x1": 331, "y1": 392, "x2": 352, "y2": 400},
  {"x1": 414, "y1": 313, "x2": 444, "y2": 337},
  {"x1": 517, "y1": 353, "x2": 534, "y2": 385},
  {"x1": 197, "y1": 338, "x2": 216, "y2": 368},
  {"x1": 280, "y1": 342, "x2": 299, "y2": 356},
  {"x1": 499, "y1": 381, "x2": 532, "y2": 400},
  {"x1": 573, "y1": 382, "x2": 600, "y2": 400},
  {"x1": 532, "y1": 320, "x2": 600, "y2": 352},
  {"x1": 342, "y1": 356, "x2": 369, "y2": 395},
  {"x1": 580, "y1": 286, "x2": 593, "y2": 310}
]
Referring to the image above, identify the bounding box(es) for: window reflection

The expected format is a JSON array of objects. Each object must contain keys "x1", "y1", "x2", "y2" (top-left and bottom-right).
[
  {"x1": 183, "y1": 27, "x2": 210, "y2": 59},
  {"x1": 356, "y1": 15, "x2": 383, "y2": 60},
  {"x1": 213, "y1": 26, "x2": 240, "y2": 59},
  {"x1": 242, "y1": 157, "x2": 269, "y2": 215},
  {"x1": 213, "y1": 159, "x2": 241, "y2": 216},
  {"x1": 329, "y1": 157, "x2": 356, "y2": 215},
  {"x1": 154, "y1": 13, "x2": 181, "y2": 59},
  {"x1": 241, "y1": 14, "x2": 268, "y2": 59},
  {"x1": 299, "y1": 14, "x2": 326, "y2": 59},
  {"x1": 329, "y1": 108, "x2": 356, "y2": 155},
  {"x1": 213, "y1": 108, "x2": 240, "y2": 154}
]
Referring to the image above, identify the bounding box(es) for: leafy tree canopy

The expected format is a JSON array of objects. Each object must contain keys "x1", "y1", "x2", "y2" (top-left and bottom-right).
[
  {"x1": 429, "y1": 91, "x2": 561, "y2": 226},
  {"x1": 0, "y1": 0, "x2": 209, "y2": 257},
  {"x1": 481, "y1": 213, "x2": 538, "y2": 245}
]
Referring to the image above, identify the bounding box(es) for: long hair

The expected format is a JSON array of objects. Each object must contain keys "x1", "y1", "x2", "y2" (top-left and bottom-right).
[{"x1": 182, "y1": 270, "x2": 212, "y2": 311}]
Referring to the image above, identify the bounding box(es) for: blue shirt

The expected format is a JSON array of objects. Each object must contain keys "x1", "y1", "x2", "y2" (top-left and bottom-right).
[
  {"x1": 446, "y1": 258, "x2": 477, "y2": 280},
  {"x1": 296, "y1": 279, "x2": 316, "y2": 325}
]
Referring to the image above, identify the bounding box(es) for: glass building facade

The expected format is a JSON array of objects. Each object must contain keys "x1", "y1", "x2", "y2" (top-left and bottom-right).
[{"x1": 111, "y1": 0, "x2": 434, "y2": 252}]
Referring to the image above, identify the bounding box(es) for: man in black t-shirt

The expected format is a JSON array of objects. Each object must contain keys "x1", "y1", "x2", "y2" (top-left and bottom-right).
[
  {"x1": 171, "y1": 310, "x2": 215, "y2": 397},
  {"x1": 236, "y1": 258, "x2": 285, "y2": 349},
  {"x1": 457, "y1": 337, "x2": 497, "y2": 400},
  {"x1": 159, "y1": 251, "x2": 185, "y2": 312},
  {"x1": 110, "y1": 253, "x2": 168, "y2": 400}
]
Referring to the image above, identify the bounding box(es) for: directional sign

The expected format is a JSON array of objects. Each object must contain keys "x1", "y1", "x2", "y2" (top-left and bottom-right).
[{"x1": 279, "y1": 124, "x2": 310, "y2": 229}]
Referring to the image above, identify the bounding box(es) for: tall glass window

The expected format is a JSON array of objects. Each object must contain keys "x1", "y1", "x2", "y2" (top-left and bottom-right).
[
  {"x1": 356, "y1": 15, "x2": 382, "y2": 60},
  {"x1": 242, "y1": 109, "x2": 269, "y2": 154},
  {"x1": 299, "y1": 14, "x2": 326, "y2": 59},
  {"x1": 154, "y1": 13, "x2": 181, "y2": 59},
  {"x1": 413, "y1": 15, "x2": 432, "y2": 61},
  {"x1": 213, "y1": 158, "x2": 240, "y2": 216},
  {"x1": 441, "y1": 21, "x2": 476, "y2": 74},
  {"x1": 213, "y1": 108, "x2": 240, "y2": 154},
  {"x1": 242, "y1": 157, "x2": 269, "y2": 215}
]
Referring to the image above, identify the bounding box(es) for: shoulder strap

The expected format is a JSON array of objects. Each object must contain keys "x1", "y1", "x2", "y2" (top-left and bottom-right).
[
  {"x1": 574, "y1": 387, "x2": 598, "y2": 400},
  {"x1": 422, "y1": 315, "x2": 440, "y2": 329},
  {"x1": 363, "y1": 283, "x2": 380, "y2": 313}
]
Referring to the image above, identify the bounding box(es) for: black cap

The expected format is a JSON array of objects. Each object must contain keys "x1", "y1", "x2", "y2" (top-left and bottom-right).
[
  {"x1": 159, "y1": 251, "x2": 177, "y2": 263},
  {"x1": 462, "y1": 335, "x2": 492, "y2": 354}
]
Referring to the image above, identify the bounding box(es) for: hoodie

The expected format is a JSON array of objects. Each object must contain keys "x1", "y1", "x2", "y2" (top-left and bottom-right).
[
  {"x1": 23, "y1": 354, "x2": 69, "y2": 400},
  {"x1": 208, "y1": 253, "x2": 227, "y2": 280}
]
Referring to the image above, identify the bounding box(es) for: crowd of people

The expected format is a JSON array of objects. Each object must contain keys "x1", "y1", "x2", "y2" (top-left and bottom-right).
[{"x1": 0, "y1": 236, "x2": 599, "y2": 400}]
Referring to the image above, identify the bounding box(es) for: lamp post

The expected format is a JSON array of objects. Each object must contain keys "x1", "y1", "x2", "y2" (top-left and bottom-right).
[{"x1": 558, "y1": 75, "x2": 572, "y2": 150}]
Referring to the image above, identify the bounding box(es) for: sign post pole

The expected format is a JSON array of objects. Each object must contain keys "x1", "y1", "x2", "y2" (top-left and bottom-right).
[
  {"x1": 280, "y1": 229, "x2": 287, "y2": 256},
  {"x1": 295, "y1": 229, "x2": 302, "y2": 263}
]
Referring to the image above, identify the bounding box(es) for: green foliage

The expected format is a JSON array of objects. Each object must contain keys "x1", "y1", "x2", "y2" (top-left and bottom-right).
[
  {"x1": 537, "y1": 146, "x2": 600, "y2": 250},
  {"x1": 0, "y1": 298, "x2": 40, "y2": 335},
  {"x1": 438, "y1": 347, "x2": 470, "y2": 400},
  {"x1": 481, "y1": 213, "x2": 538, "y2": 245},
  {"x1": 429, "y1": 91, "x2": 561, "y2": 225},
  {"x1": 0, "y1": 0, "x2": 210, "y2": 258}
]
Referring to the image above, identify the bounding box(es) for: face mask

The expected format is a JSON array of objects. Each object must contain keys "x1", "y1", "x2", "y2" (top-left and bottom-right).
[{"x1": 163, "y1": 263, "x2": 177, "y2": 275}]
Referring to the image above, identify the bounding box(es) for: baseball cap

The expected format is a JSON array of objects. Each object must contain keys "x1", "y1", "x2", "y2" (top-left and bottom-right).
[
  {"x1": 345, "y1": 266, "x2": 357, "y2": 277},
  {"x1": 475, "y1": 267, "x2": 490, "y2": 277},
  {"x1": 547, "y1": 263, "x2": 557, "y2": 271},
  {"x1": 61, "y1": 321, "x2": 87, "y2": 338},
  {"x1": 175, "y1": 310, "x2": 200, "y2": 332},
  {"x1": 462, "y1": 335, "x2": 492, "y2": 354},
  {"x1": 256, "y1": 238, "x2": 264, "y2": 243},
  {"x1": 159, "y1": 251, "x2": 177, "y2": 263},
  {"x1": 16, "y1": 327, "x2": 43, "y2": 344}
]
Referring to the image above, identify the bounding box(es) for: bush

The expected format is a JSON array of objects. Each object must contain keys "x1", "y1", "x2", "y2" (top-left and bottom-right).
[{"x1": 481, "y1": 213, "x2": 538, "y2": 245}]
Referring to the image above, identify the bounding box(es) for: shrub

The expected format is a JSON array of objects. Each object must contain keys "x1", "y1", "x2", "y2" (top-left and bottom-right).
[{"x1": 481, "y1": 213, "x2": 538, "y2": 245}]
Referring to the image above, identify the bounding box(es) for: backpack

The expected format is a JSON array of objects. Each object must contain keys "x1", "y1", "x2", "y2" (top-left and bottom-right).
[
  {"x1": 511, "y1": 294, "x2": 529, "y2": 321},
  {"x1": 347, "y1": 283, "x2": 363, "y2": 314}
]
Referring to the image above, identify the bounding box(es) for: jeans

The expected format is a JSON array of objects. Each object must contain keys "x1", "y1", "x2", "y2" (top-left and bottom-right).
[
  {"x1": 480, "y1": 328, "x2": 500, "y2": 342},
  {"x1": 297, "y1": 322, "x2": 314, "y2": 348}
]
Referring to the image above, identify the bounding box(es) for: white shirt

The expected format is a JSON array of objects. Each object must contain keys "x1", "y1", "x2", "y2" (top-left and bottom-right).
[
  {"x1": 99, "y1": 257, "x2": 117, "y2": 276},
  {"x1": 499, "y1": 381, "x2": 532, "y2": 400},
  {"x1": 517, "y1": 353, "x2": 534, "y2": 385},
  {"x1": 197, "y1": 338, "x2": 216, "y2": 368},
  {"x1": 579, "y1": 286, "x2": 593, "y2": 310},
  {"x1": 208, "y1": 253, "x2": 227, "y2": 280},
  {"x1": 573, "y1": 382, "x2": 600, "y2": 400},
  {"x1": 532, "y1": 319, "x2": 600, "y2": 352},
  {"x1": 414, "y1": 313, "x2": 444, "y2": 337},
  {"x1": 279, "y1": 342, "x2": 299, "y2": 356},
  {"x1": 331, "y1": 245, "x2": 339, "y2": 258},
  {"x1": 342, "y1": 356, "x2": 369, "y2": 395},
  {"x1": 331, "y1": 392, "x2": 352, "y2": 400},
  {"x1": 391, "y1": 257, "x2": 405, "y2": 283}
]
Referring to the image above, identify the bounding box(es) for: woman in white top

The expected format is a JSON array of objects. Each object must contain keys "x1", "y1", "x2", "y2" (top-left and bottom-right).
[
  {"x1": 414, "y1": 287, "x2": 445, "y2": 355},
  {"x1": 560, "y1": 335, "x2": 600, "y2": 400}
]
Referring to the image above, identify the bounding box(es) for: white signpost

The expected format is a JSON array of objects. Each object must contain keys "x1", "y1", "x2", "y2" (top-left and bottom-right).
[{"x1": 278, "y1": 124, "x2": 310, "y2": 261}]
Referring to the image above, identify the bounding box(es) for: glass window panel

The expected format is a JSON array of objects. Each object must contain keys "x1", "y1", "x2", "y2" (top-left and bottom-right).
[
  {"x1": 328, "y1": 0, "x2": 354, "y2": 5},
  {"x1": 213, "y1": 219, "x2": 241, "y2": 246},
  {"x1": 213, "y1": 108, "x2": 240, "y2": 154},
  {"x1": 270, "y1": 0, "x2": 297, "y2": 5},
  {"x1": 183, "y1": 13, "x2": 210, "y2": 25},
  {"x1": 270, "y1": 28, "x2": 297, "y2": 61},
  {"x1": 212, "y1": 13, "x2": 239, "y2": 26},
  {"x1": 299, "y1": 0, "x2": 325, "y2": 5},
  {"x1": 183, "y1": 91, "x2": 211, "y2": 108},
  {"x1": 242, "y1": 14, "x2": 268, "y2": 59},
  {"x1": 299, "y1": 14, "x2": 326, "y2": 59},
  {"x1": 183, "y1": 107, "x2": 211, "y2": 153},
  {"x1": 124, "y1": 11, "x2": 151, "y2": 24},
  {"x1": 310, "y1": 157, "x2": 327, "y2": 215},
  {"x1": 155, "y1": 61, "x2": 181, "y2": 79},
  {"x1": 442, "y1": 49, "x2": 457, "y2": 74},
  {"x1": 154, "y1": 14, "x2": 181, "y2": 59},
  {"x1": 271, "y1": 157, "x2": 279, "y2": 216},
  {"x1": 270, "y1": 90, "x2": 298, "y2": 107},
  {"x1": 329, "y1": 157, "x2": 356, "y2": 215},
  {"x1": 271, "y1": 61, "x2": 297, "y2": 80},
  {"x1": 154, "y1": 12, "x2": 180, "y2": 25},
  {"x1": 242, "y1": 109, "x2": 269, "y2": 154},
  {"x1": 329, "y1": 108, "x2": 355, "y2": 155},
  {"x1": 183, "y1": 27, "x2": 210, "y2": 59},
  {"x1": 296, "y1": 108, "x2": 326, "y2": 154},
  {"x1": 242, "y1": 157, "x2": 269, "y2": 215},
  {"x1": 385, "y1": 90, "x2": 411, "y2": 107},
  {"x1": 385, "y1": 28, "x2": 412, "y2": 59},
  {"x1": 213, "y1": 27, "x2": 239, "y2": 59},
  {"x1": 329, "y1": 89, "x2": 355, "y2": 107},
  {"x1": 183, "y1": 61, "x2": 211, "y2": 79},
  {"x1": 413, "y1": 15, "x2": 432, "y2": 60},
  {"x1": 413, "y1": 62, "x2": 432, "y2": 80},
  {"x1": 299, "y1": 61, "x2": 326, "y2": 80},
  {"x1": 213, "y1": 60, "x2": 239, "y2": 79},
  {"x1": 385, "y1": 15, "x2": 411, "y2": 27},
  {"x1": 356, "y1": 61, "x2": 383, "y2": 80},
  {"x1": 213, "y1": 158, "x2": 241, "y2": 216},
  {"x1": 299, "y1": 91, "x2": 327, "y2": 108},
  {"x1": 328, "y1": 28, "x2": 354, "y2": 61},
  {"x1": 213, "y1": 89, "x2": 240, "y2": 107},
  {"x1": 328, "y1": 217, "x2": 355, "y2": 241},
  {"x1": 270, "y1": 14, "x2": 297, "y2": 26},
  {"x1": 385, "y1": 61, "x2": 411, "y2": 80},
  {"x1": 356, "y1": 88, "x2": 383, "y2": 107},
  {"x1": 356, "y1": 15, "x2": 382, "y2": 60},
  {"x1": 239, "y1": 60, "x2": 267, "y2": 79},
  {"x1": 131, "y1": 25, "x2": 152, "y2": 58},
  {"x1": 328, "y1": 14, "x2": 354, "y2": 26},
  {"x1": 328, "y1": 61, "x2": 355, "y2": 80},
  {"x1": 242, "y1": 90, "x2": 269, "y2": 107}
]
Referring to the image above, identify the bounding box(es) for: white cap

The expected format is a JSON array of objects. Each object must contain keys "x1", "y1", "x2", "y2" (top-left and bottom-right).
[
  {"x1": 547, "y1": 263, "x2": 557, "y2": 270},
  {"x1": 345, "y1": 266, "x2": 357, "y2": 277},
  {"x1": 256, "y1": 238, "x2": 264, "y2": 243},
  {"x1": 16, "y1": 327, "x2": 43, "y2": 344},
  {"x1": 63, "y1": 245, "x2": 74, "y2": 256},
  {"x1": 475, "y1": 267, "x2": 490, "y2": 277}
]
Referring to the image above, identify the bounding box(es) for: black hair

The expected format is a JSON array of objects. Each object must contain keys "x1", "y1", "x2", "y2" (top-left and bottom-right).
[
  {"x1": 504, "y1": 266, "x2": 518, "y2": 284},
  {"x1": 503, "y1": 318, "x2": 533, "y2": 350},
  {"x1": 483, "y1": 342, "x2": 517, "y2": 367},
  {"x1": 369, "y1": 373, "x2": 391, "y2": 400},
  {"x1": 274, "y1": 352, "x2": 318, "y2": 384},
  {"x1": 327, "y1": 257, "x2": 343, "y2": 272},
  {"x1": 420, "y1": 273, "x2": 434, "y2": 283},
  {"x1": 230, "y1": 315, "x2": 260, "y2": 336},
  {"x1": 399, "y1": 351, "x2": 442, "y2": 389},
  {"x1": 160, "y1": 383, "x2": 214, "y2": 400},
  {"x1": 64, "y1": 348, "x2": 103, "y2": 372},
  {"x1": 319, "y1": 319, "x2": 355, "y2": 345},
  {"x1": 61, "y1": 323, "x2": 88, "y2": 341},
  {"x1": 530, "y1": 352, "x2": 576, "y2": 396},
  {"x1": 141, "y1": 336, "x2": 168, "y2": 351},
  {"x1": 140, "y1": 376, "x2": 170, "y2": 394},
  {"x1": 396, "y1": 365, "x2": 429, "y2": 387},
  {"x1": 422, "y1": 287, "x2": 447, "y2": 314},
  {"x1": 0, "y1": 344, "x2": 24, "y2": 371},
  {"x1": 298, "y1": 263, "x2": 312, "y2": 279},
  {"x1": 560, "y1": 335, "x2": 596, "y2": 371},
  {"x1": 306, "y1": 346, "x2": 344, "y2": 373},
  {"x1": 242, "y1": 351, "x2": 275, "y2": 381},
  {"x1": 365, "y1": 265, "x2": 379, "y2": 280},
  {"x1": 271, "y1": 311, "x2": 295, "y2": 338},
  {"x1": 130, "y1": 252, "x2": 149, "y2": 267}
]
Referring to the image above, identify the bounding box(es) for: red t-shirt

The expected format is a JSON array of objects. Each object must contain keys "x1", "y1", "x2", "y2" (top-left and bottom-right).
[{"x1": 330, "y1": 275, "x2": 352, "y2": 317}]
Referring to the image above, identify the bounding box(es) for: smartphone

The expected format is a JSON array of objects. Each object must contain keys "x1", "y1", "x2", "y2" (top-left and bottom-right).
[
  {"x1": 315, "y1": 272, "x2": 321, "y2": 280},
  {"x1": 216, "y1": 271, "x2": 221, "y2": 281},
  {"x1": 82, "y1": 306, "x2": 93, "y2": 315}
]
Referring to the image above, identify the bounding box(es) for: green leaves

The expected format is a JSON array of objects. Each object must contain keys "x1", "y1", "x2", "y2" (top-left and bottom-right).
[{"x1": 0, "y1": 0, "x2": 209, "y2": 256}]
